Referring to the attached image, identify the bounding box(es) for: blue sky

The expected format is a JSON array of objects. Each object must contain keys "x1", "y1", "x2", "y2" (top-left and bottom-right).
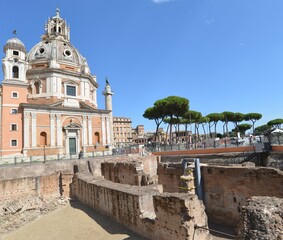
[{"x1": 1, "y1": 0, "x2": 283, "y2": 132}]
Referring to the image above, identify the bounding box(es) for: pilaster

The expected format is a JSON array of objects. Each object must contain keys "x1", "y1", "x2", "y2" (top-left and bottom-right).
[{"x1": 31, "y1": 112, "x2": 37, "y2": 147}]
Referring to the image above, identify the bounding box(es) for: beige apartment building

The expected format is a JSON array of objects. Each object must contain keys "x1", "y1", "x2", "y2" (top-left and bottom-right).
[{"x1": 113, "y1": 117, "x2": 132, "y2": 147}]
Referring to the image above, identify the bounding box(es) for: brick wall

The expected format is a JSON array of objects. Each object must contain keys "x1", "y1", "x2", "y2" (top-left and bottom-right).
[
  {"x1": 101, "y1": 161, "x2": 142, "y2": 185},
  {"x1": 157, "y1": 163, "x2": 184, "y2": 193},
  {"x1": 201, "y1": 165, "x2": 283, "y2": 226},
  {"x1": 71, "y1": 173, "x2": 210, "y2": 240}
]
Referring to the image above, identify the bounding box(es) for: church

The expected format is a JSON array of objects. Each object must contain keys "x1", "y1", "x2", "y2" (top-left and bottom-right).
[{"x1": 0, "y1": 9, "x2": 114, "y2": 159}]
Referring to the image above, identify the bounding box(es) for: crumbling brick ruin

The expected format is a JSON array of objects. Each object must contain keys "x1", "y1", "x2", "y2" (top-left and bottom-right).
[
  {"x1": 237, "y1": 196, "x2": 283, "y2": 239},
  {"x1": 0, "y1": 153, "x2": 283, "y2": 239}
]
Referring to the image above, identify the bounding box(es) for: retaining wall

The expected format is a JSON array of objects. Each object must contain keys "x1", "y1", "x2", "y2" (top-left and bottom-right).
[
  {"x1": 202, "y1": 165, "x2": 283, "y2": 226},
  {"x1": 71, "y1": 173, "x2": 210, "y2": 240}
]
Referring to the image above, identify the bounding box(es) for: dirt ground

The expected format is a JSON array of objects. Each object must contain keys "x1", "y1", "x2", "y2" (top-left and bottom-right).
[
  {"x1": 0, "y1": 201, "x2": 147, "y2": 240},
  {"x1": 1, "y1": 201, "x2": 235, "y2": 240}
]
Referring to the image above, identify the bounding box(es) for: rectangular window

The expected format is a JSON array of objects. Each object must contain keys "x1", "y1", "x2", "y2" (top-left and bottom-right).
[
  {"x1": 66, "y1": 85, "x2": 76, "y2": 96},
  {"x1": 11, "y1": 92, "x2": 18, "y2": 98},
  {"x1": 11, "y1": 139, "x2": 17, "y2": 146},
  {"x1": 13, "y1": 51, "x2": 19, "y2": 56},
  {"x1": 11, "y1": 108, "x2": 18, "y2": 114},
  {"x1": 11, "y1": 124, "x2": 17, "y2": 131}
]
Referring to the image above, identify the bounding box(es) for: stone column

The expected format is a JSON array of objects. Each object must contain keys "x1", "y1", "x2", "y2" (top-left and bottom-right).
[
  {"x1": 31, "y1": 112, "x2": 37, "y2": 147},
  {"x1": 56, "y1": 114, "x2": 62, "y2": 146},
  {"x1": 24, "y1": 112, "x2": 30, "y2": 148},
  {"x1": 88, "y1": 116, "x2": 92, "y2": 145},
  {"x1": 50, "y1": 114, "x2": 56, "y2": 147}
]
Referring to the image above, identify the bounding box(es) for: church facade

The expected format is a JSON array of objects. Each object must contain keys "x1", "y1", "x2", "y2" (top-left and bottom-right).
[{"x1": 0, "y1": 9, "x2": 114, "y2": 159}]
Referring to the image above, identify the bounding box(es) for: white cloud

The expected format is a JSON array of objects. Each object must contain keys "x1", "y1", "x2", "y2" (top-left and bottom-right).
[{"x1": 151, "y1": 0, "x2": 172, "y2": 4}]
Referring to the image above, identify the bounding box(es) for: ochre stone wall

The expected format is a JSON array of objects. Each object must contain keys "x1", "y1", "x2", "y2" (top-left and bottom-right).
[
  {"x1": 157, "y1": 163, "x2": 184, "y2": 193},
  {"x1": 202, "y1": 166, "x2": 283, "y2": 226},
  {"x1": 0, "y1": 160, "x2": 92, "y2": 203},
  {"x1": 153, "y1": 193, "x2": 209, "y2": 240},
  {"x1": 141, "y1": 155, "x2": 159, "y2": 176},
  {"x1": 0, "y1": 173, "x2": 74, "y2": 204},
  {"x1": 101, "y1": 156, "x2": 158, "y2": 186},
  {"x1": 101, "y1": 161, "x2": 142, "y2": 185},
  {"x1": 0, "y1": 174, "x2": 59, "y2": 203},
  {"x1": 71, "y1": 173, "x2": 210, "y2": 240}
]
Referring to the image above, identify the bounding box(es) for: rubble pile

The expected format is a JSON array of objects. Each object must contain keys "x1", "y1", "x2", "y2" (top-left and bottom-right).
[{"x1": 237, "y1": 196, "x2": 283, "y2": 240}]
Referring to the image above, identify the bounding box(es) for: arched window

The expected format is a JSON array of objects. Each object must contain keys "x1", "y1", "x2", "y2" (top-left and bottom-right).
[
  {"x1": 94, "y1": 132, "x2": 100, "y2": 144},
  {"x1": 53, "y1": 26, "x2": 56, "y2": 33},
  {"x1": 34, "y1": 81, "x2": 40, "y2": 94},
  {"x1": 58, "y1": 27, "x2": 61, "y2": 33},
  {"x1": 40, "y1": 132, "x2": 47, "y2": 146},
  {"x1": 12, "y1": 66, "x2": 19, "y2": 78}
]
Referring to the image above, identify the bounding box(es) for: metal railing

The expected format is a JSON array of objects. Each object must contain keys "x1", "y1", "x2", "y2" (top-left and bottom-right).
[
  {"x1": 145, "y1": 137, "x2": 270, "y2": 153},
  {"x1": 0, "y1": 145, "x2": 148, "y2": 167},
  {"x1": 0, "y1": 150, "x2": 113, "y2": 167}
]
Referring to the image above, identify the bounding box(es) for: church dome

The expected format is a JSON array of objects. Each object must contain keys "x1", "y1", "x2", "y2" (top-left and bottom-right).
[
  {"x1": 3, "y1": 37, "x2": 26, "y2": 53},
  {"x1": 27, "y1": 39, "x2": 86, "y2": 66},
  {"x1": 26, "y1": 8, "x2": 90, "y2": 72}
]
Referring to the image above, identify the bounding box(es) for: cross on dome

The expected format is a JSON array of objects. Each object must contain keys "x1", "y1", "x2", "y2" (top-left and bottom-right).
[{"x1": 56, "y1": 7, "x2": 60, "y2": 17}]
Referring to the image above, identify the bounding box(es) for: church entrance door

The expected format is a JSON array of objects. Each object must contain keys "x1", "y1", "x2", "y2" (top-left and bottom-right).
[{"x1": 69, "y1": 138, "x2": 77, "y2": 155}]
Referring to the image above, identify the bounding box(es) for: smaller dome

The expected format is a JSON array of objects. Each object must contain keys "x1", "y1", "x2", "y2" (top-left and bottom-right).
[{"x1": 4, "y1": 37, "x2": 26, "y2": 53}]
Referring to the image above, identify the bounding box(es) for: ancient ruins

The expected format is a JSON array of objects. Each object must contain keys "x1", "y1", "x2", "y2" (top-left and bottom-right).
[{"x1": 0, "y1": 152, "x2": 283, "y2": 239}]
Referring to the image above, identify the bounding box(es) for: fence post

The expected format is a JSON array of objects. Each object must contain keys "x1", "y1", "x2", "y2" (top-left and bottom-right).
[
  {"x1": 30, "y1": 156, "x2": 32, "y2": 164},
  {"x1": 194, "y1": 158, "x2": 203, "y2": 200},
  {"x1": 14, "y1": 157, "x2": 17, "y2": 165},
  {"x1": 57, "y1": 154, "x2": 60, "y2": 161}
]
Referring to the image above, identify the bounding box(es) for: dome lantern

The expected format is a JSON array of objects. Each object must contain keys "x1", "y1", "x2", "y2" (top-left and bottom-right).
[{"x1": 45, "y1": 8, "x2": 70, "y2": 41}]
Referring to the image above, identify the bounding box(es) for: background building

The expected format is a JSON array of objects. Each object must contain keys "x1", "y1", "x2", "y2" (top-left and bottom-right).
[
  {"x1": 132, "y1": 125, "x2": 146, "y2": 144},
  {"x1": 113, "y1": 117, "x2": 132, "y2": 147}
]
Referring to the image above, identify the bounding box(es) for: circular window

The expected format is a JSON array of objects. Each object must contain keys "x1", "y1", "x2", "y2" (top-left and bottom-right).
[
  {"x1": 39, "y1": 48, "x2": 45, "y2": 54},
  {"x1": 64, "y1": 49, "x2": 72, "y2": 57}
]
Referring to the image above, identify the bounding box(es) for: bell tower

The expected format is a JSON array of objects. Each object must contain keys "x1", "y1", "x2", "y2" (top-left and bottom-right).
[
  {"x1": 2, "y1": 35, "x2": 28, "y2": 82},
  {"x1": 0, "y1": 33, "x2": 29, "y2": 157}
]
